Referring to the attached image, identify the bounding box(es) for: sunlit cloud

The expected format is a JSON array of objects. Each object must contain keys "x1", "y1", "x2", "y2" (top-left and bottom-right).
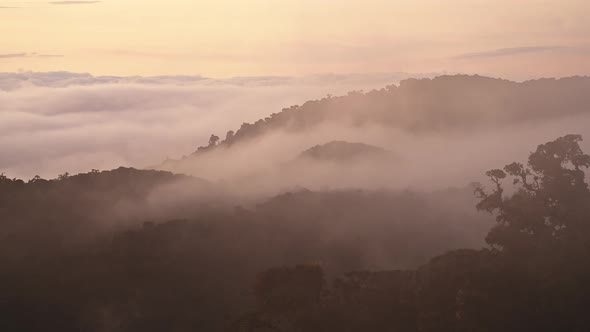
[
  {"x1": 0, "y1": 52, "x2": 64, "y2": 59},
  {"x1": 455, "y1": 46, "x2": 569, "y2": 59},
  {"x1": 0, "y1": 53, "x2": 28, "y2": 58},
  {"x1": 50, "y1": 1, "x2": 100, "y2": 5}
]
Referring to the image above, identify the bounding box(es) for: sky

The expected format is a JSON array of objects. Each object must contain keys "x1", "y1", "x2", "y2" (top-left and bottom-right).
[{"x1": 1, "y1": 0, "x2": 589, "y2": 78}]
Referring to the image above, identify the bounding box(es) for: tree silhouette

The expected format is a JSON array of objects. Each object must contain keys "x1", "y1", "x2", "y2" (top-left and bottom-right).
[
  {"x1": 254, "y1": 265, "x2": 324, "y2": 314},
  {"x1": 28, "y1": 175, "x2": 42, "y2": 183},
  {"x1": 474, "y1": 134, "x2": 590, "y2": 253},
  {"x1": 225, "y1": 130, "x2": 234, "y2": 141},
  {"x1": 208, "y1": 134, "x2": 220, "y2": 147},
  {"x1": 57, "y1": 172, "x2": 70, "y2": 181}
]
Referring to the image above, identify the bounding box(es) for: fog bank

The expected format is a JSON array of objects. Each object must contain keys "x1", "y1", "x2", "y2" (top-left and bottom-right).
[{"x1": 0, "y1": 72, "x2": 423, "y2": 179}]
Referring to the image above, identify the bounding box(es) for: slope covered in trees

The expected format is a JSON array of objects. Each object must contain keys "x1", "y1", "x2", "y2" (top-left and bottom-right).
[
  {"x1": 233, "y1": 135, "x2": 590, "y2": 332},
  {"x1": 0, "y1": 172, "x2": 491, "y2": 331},
  {"x1": 297, "y1": 141, "x2": 393, "y2": 162},
  {"x1": 2, "y1": 135, "x2": 589, "y2": 331},
  {"x1": 0, "y1": 167, "x2": 211, "y2": 259},
  {"x1": 157, "y1": 75, "x2": 590, "y2": 186},
  {"x1": 187, "y1": 75, "x2": 590, "y2": 154}
]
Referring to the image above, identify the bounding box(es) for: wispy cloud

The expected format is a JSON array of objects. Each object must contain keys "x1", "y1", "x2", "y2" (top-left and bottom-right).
[
  {"x1": 34, "y1": 53, "x2": 65, "y2": 58},
  {"x1": 0, "y1": 53, "x2": 28, "y2": 58},
  {"x1": 93, "y1": 49, "x2": 256, "y2": 62},
  {"x1": 50, "y1": 1, "x2": 100, "y2": 4},
  {"x1": 455, "y1": 46, "x2": 567, "y2": 59},
  {"x1": 0, "y1": 52, "x2": 64, "y2": 59}
]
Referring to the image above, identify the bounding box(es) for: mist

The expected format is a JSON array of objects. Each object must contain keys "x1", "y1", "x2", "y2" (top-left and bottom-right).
[
  {"x1": 155, "y1": 76, "x2": 590, "y2": 197},
  {"x1": 5, "y1": 0, "x2": 590, "y2": 329},
  {"x1": 2, "y1": 72, "x2": 590, "y2": 332},
  {"x1": 0, "y1": 72, "x2": 422, "y2": 179}
]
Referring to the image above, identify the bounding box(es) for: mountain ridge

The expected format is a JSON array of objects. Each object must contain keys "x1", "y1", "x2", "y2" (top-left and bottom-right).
[{"x1": 157, "y1": 74, "x2": 590, "y2": 170}]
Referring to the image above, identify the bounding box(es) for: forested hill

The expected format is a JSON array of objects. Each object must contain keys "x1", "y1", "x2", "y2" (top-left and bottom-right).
[
  {"x1": 0, "y1": 168, "x2": 211, "y2": 258},
  {"x1": 298, "y1": 141, "x2": 392, "y2": 162},
  {"x1": 3, "y1": 135, "x2": 589, "y2": 331},
  {"x1": 189, "y1": 75, "x2": 590, "y2": 154}
]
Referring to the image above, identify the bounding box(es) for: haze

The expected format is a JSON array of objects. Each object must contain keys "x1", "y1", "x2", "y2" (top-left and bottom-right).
[
  {"x1": 2, "y1": 2, "x2": 590, "y2": 331},
  {"x1": 1, "y1": 0, "x2": 589, "y2": 78}
]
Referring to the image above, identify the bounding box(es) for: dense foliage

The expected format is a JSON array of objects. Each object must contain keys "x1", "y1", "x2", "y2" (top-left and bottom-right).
[
  {"x1": 233, "y1": 135, "x2": 590, "y2": 332},
  {"x1": 0, "y1": 171, "x2": 488, "y2": 331},
  {"x1": 185, "y1": 76, "x2": 590, "y2": 155},
  {"x1": 1, "y1": 135, "x2": 589, "y2": 331}
]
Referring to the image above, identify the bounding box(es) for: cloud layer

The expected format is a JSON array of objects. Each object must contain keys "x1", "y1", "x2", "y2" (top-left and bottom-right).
[
  {"x1": 0, "y1": 53, "x2": 64, "y2": 59},
  {"x1": 3, "y1": 71, "x2": 589, "y2": 195},
  {"x1": 455, "y1": 46, "x2": 590, "y2": 59},
  {"x1": 50, "y1": 1, "x2": 100, "y2": 4},
  {"x1": 0, "y1": 71, "x2": 417, "y2": 179}
]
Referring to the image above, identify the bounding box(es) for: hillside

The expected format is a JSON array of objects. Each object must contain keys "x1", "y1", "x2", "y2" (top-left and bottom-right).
[
  {"x1": 194, "y1": 75, "x2": 590, "y2": 152},
  {"x1": 0, "y1": 167, "x2": 212, "y2": 258},
  {"x1": 157, "y1": 75, "x2": 590, "y2": 176},
  {"x1": 2, "y1": 135, "x2": 589, "y2": 331},
  {"x1": 298, "y1": 141, "x2": 392, "y2": 162}
]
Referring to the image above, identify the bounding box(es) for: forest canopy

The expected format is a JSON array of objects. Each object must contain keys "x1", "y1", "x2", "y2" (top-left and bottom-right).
[{"x1": 1, "y1": 135, "x2": 589, "y2": 331}]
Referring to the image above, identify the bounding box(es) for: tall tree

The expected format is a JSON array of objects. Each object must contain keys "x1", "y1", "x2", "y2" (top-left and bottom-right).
[{"x1": 475, "y1": 134, "x2": 590, "y2": 253}]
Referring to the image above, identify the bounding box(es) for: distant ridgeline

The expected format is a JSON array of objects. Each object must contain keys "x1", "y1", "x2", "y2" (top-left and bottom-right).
[
  {"x1": 2, "y1": 134, "x2": 589, "y2": 331},
  {"x1": 297, "y1": 141, "x2": 394, "y2": 162},
  {"x1": 185, "y1": 75, "x2": 590, "y2": 158}
]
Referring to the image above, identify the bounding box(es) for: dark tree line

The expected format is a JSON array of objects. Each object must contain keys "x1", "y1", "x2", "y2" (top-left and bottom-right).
[
  {"x1": 1, "y1": 135, "x2": 589, "y2": 331},
  {"x1": 232, "y1": 134, "x2": 590, "y2": 332},
  {"x1": 180, "y1": 76, "x2": 590, "y2": 159},
  {"x1": 0, "y1": 171, "x2": 489, "y2": 331}
]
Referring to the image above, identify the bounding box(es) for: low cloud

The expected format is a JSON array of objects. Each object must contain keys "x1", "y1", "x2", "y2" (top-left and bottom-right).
[
  {"x1": 0, "y1": 53, "x2": 28, "y2": 59},
  {"x1": 50, "y1": 1, "x2": 100, "y2": 4},
  {"x1": 455, "y1": 46, "x2": 567, "y2": 59},
  {"x1": 0, "y1": 71, "x2": 413, "y2": 179},
  {"x1": 35, "y1": 54, "x2": 65, "y2": 58},
  {"x1": 0, "y1": 53, "x2": 65, "y2": 59},
  {"x1": 2, "y1": 71, "x2": 587, "y2": 192},
  {"x1": 158, "y1": 115, "x2": 590, "y2": 195}
]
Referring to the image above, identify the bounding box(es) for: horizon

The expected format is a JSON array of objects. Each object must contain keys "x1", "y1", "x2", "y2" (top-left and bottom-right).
[
  {"x1": 3, "y1": 2, "x2": 590, "y2": 331},
  {"x1": 3, "y1": 72, "x2": 590, "y2": 181},
  {"x1": 2, "y1": 0, "x2": 590, "y2": 78},
  {"x1": 3, "y1": 69, "x2": 589, "y2": 84}
]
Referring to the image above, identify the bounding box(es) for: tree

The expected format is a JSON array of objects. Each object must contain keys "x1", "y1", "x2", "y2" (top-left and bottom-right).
[
  {"x1": 254, "y1": 265, "x2": 324, "y2": 314},
  {"x1": 28, "y1": 175, "x2": 42, "y2": 183},
  {"x1": 474, "y1": 134, "x2": 590, "y2": 253},
  {"x1": 225, "y1": 130, "x2": 234, "y2": 141},
  {"x1": 208, "y1": 134, "x2": 220, "y2": 147},
  {"x1": 57, "y1": 172, "x2": 70, "y2": 181}
]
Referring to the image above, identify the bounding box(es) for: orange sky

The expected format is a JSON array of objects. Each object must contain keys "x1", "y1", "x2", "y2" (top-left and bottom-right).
[{"x1": 1, "y1": 0, "x2": 589, "y2": 78}]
